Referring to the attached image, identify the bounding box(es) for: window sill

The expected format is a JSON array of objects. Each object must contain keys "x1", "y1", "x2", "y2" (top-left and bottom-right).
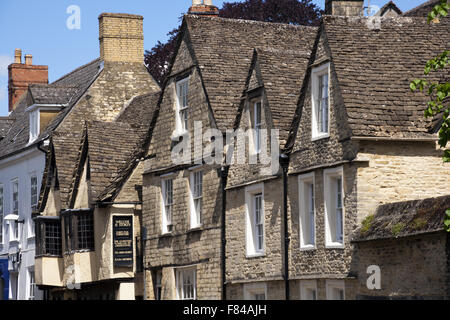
[
  {"x1": 311, "y1": 133, "x2": 330, "y2": 142},
  {"x1": 246, "y1": 252, "x2": 266, "y2": 259},
  {"x1": 300, "y1": 245, "x2": 316, "y2": 251},
  {"x1": 187, "y1": 226, "x2": 203, "y2": 233},
  {"x1": 9, "y1": 239, "x2": 20, "y2": 244},
  {"x1": 325, "y1": 243, "x2": 345, "y2": 249}
]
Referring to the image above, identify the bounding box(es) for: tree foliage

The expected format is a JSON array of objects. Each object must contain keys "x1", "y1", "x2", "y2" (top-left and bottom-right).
[
  {"x1": 410, "y1": 0, "x2": 449, "y2": 163},
  {"x1": 144, "y1": 0, "x2": 322, "y2": 84}
]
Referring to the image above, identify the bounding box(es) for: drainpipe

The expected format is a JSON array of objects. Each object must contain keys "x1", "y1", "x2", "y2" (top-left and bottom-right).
[
  {"x1": 220, "y1": 166, "x2": 229, "y2": 300},
  {"x1": 279, "y1": 154, "x2": 290, "y2": 300}
]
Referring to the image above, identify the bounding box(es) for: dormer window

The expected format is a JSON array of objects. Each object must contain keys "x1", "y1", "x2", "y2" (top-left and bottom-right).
[
  {"x1": 311, "y1": 63, "x2": 330, "y2": 140},
  {"x1": 249, "y1": 99, "x2": 263, "y2": 155},
  {"x1": 176, "y1": 77, "x2": 190, "y2": 133},
  {"x1": 29, "y1": 109, "x2": 39, "y2": 142}
]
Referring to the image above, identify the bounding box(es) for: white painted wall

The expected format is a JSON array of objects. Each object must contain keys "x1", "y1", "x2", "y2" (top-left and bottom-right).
[{"x1": 0, "y1": 147, "x2": 45, "y2": 300}]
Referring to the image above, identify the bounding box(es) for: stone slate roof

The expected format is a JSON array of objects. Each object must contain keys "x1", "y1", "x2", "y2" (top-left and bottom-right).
[
  {"x1": 353, "y1": 195, "x2": 450, "y2": 242},
  {"x1": 0, "y1": 58, "x2": 103, "y2": 159},
  {"x1": 0, "y1": 117, "x2": 14, "y2": 140},
  {"x1": 323, "y1": 15, "x2": 449, "y2": 138},
  {"x1": 403, "y1": 0, "x2": 440, "y2": 17},
  {"x1": 251, "y1": 48, "x2": 312, "y2": 146},
  {"x1": 375, "y1": 1, "x2": 403, "y2": 16},
  {"x1": 28, "y1": 84, "x2": 79, "y2": 105},
  {"x1": 183, "y1": 15, "x2": 317, "y2": 133},
  {"x1": 57, "y1": 92, "x2": 160, "y2": 207}
]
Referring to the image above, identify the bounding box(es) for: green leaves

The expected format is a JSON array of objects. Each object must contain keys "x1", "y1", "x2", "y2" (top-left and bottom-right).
[
  {"x1": 444, "y1": 209, "x2": 450, "y2": 232},
  {"x1": 427, "y1": 0, "x2": 450, "y2": 23}
]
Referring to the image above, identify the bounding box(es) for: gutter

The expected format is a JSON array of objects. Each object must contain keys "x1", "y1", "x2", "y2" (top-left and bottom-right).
[
  {"x1": 220, "y1": 166, "x2": 229, "y2": 301},
  {"x1": 279, "y1": 154, "x2": 290, "y2": 300},
  {"x1": 351, "y1": 136, "x2": 438, "y2": 142}
]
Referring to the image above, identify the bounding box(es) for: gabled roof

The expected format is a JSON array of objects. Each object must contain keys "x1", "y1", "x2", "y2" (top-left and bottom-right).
[
  {"x1": 353, "y1": 195, "x2": 450, "y2": 242},
  {"x1": 322, "y1": 15, "x2": 449, "y2": 138},
  {"x1": 375, "y1": 1, "x2": 403, "y2": 17},
  {"x1": 182, "y1": 15, "x2": 317, "y2": 132},
  {"x1": 0, "y1": 58, "x2": 103, "y2": 159},
  {"x1": 403, "y1": 0, "x2": 440, "y2": 17},
  {"x1": 58, "y1": 92, "x2": 160, "y2": 207},
  {"x1": 243, "y1": 48, "x2": 313, "y2": 146}
]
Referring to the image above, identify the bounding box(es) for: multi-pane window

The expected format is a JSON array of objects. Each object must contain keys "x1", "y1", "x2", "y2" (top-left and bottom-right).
[
  {"x1": 190, "y1": 171, "x2": 203, "y2": 229},
  {"x1": 162, "y1": 179, "x2": 173, "y2": 233},
  {"x1": 254, "y1": 193, "x2": 264, "y2": 253},
  {"x1": 300, "y1": 280, "x2": 317, "y2": 300},
  {"x1": 312, "y1": 63, "x2": 330, "y2": 139},
  {"x1": 317, "y1": 73, "x2": 329, "y2": 134},
  {"x1": 176, "y1": 267, "x2": 196, "y2": 300},
  {"x1": 43, "y1": 220, "x2": 62, "y2": 256},
  {"x1": 244, "y1": 284, "x2": 267, "y2": 300},
  {"x1": 77, "y1": 212, "x2": 94, "y2": 250},
  {"x1": 324, "y1": 167, "x2": 344, "y2": 247},
  {"x1": 12, "y1": 180, "x2": 18, "y2": 215},
  {"x1": 155, "y1": 270, "x2": 162, "y2": 300},
  {"x1": 29, "y1": 109, "x2": 39, "y2": 142},
  {"x1": 336, "y1": 178, "x2": 343, "y2": 243},
  {"x1": 0, "y1": 185, "x2": 3, "y2": 244},
  {"x1": 28, "y1": 269, "x2": 35, "y2": 300},
  {"x1": 326, "y1": 280, "x2": 345, "y2": 300},
  {"x1": 299, "y1": 173, "x2": 316, "y2": 249},
  {"x1": 253, "y1": 101, "x2": 262, "y2": 154},
  {"x1": 63, "y1": 211, "x2": 94, "y2": 252},
  {"x1": 177, "y1": 78, "x2": 189, "y2": 132},
  {"x1": 30, "y1": 175, "x2": 38, "y2": 212}
]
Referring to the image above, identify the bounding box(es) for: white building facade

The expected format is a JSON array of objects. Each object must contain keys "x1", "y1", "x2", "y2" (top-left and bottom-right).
[{"x1": 0, "y1": 146, "x2": 45, "y2": 300}]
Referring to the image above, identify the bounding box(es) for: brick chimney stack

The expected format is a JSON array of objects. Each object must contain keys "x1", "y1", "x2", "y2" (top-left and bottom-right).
[
  {"x1": 99, "y1": 13, "x2": 144, "y2": 63},
  {"x1": 325, "y1": 0, "x2": 364, "y2": 16},
  {"x1": 188, "y1": 0, "x2": 220, "y2": 16},
  {"x1": 8, "y1": 49, "x2": 48, "y2": 112}
]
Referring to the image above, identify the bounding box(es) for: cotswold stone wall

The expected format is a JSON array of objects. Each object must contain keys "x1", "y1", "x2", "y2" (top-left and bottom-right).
[
  {"x1": 355, "y1": 140, "x2": 450, "y2": 224},
  {"x1": 142, "y1": 167, "x2": 222, "y2": 300},
  {"x1": 354, "y1": 232, "x2": 448, "y2": 299}
]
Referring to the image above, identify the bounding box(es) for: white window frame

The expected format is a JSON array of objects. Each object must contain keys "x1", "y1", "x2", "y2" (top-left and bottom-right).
[
  {"x1": 189, "y1": 170, "x2": 203, "y2": 229},
  {"x1": 175, "y1": 77, "x2": 190, "y2": 135},
  {"x1": 176, "y1": 267, "x2": 197, "y2": 300},
  {"x1": 244, "y1": 283, "x2": 267, "y2": 300},
  {"x1": 8, "y1": 216, "x2": 19, "y2": 243},
  {"x1": 324, "y1": 166, "x2": 345, "y2": 248},
  {"x1": 0, "y1": 184, "x2": 3, "y2": 245},
  {"x1": 300, "y1": 280, "x2": 318, "y2": 300},
  {"x1": 27, "y1": 268, "x2": 35, "y2": 300},
  {"x1": 311, "y1": 63, "x2": 330, "y2": 141},
  {"x1": 29, "y1": 109, "x2": 40, "y2": 142},
  {"x1": 253, "y1": 100, "x2": 262, "y2": 155},
  {"x1": 161, "y1": 177, "x2": 174, "y2": 234},
  {"x1": 245, "y1": 183, "x2": 265, "y2": 257},
  {"x1": 29, "y1": 173, "x2": 38, "y2": 238},
  {"x1": 155, "y1": 270, "x2": 162, "y2": 300},
  {"x1": 298, "y1": 172, "x2": 316, "y2": 250},
  {"x1": 326, "y1": 280, "x2": 345, "y2": 300},
  {"x1": 11, "y1": 179, "x2": 19, "y2": 215}
]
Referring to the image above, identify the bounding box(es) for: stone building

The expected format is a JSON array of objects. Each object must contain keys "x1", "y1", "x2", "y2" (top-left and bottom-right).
[
  {"x1": 32, "y1": 13, "x2": 160, "y2": 300},
  {"x1": 225, "y1": 0, "x2": 449, "y2": 300},
  {"x1": 353, "y1": 196, "x2": 450, "y2": 300}
]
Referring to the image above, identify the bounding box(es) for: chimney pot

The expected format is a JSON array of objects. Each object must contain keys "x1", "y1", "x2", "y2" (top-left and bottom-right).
[
  {"x1": 14, "y1": 49, "x2": 22, "y2": 64},
  {"x1": 188, "y1": 0, "x2": 219, "y2": 16},
  {"x1": 25, "y1": 54, "x2": 33, "y2": 65}
]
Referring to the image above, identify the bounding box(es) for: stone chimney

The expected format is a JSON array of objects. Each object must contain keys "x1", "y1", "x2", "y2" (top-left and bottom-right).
[
  {"x1": 325, "y1": 0, "x2": 364, "y2": 16},
  {"x1": 99, "y1": 13, "x2": 144, "y2": 63},
  {"x1": 188, "y1": 0, "x2": 220, "y2": 16},
  {"x1": 8, "y1": 49, "x2": 48, "y2": 112}
]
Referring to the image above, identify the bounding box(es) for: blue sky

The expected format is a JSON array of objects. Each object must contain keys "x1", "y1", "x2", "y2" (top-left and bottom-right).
[{"x1": 0, "y1": 0, "x2": 426, "y2": 116}]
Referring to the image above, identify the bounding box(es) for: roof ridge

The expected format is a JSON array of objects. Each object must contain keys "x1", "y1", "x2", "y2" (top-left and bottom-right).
[{"x1": 186, "y1": 14, "x2": 319, "y2": 30}]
